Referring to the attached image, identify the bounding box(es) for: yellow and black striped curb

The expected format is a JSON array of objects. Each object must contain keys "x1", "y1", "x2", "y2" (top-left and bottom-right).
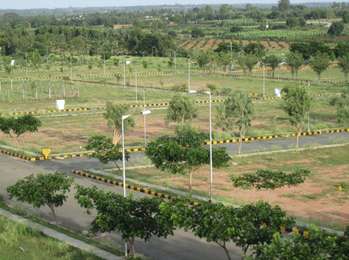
[
  {"x1": 72, "y1": 170, "x2": 333, "y2": 237},
  {"x1": 7, "y1": 107, "x2": 91, "y2": 116},
  {"x1": 51, "y1": 147, "x2": 146, "y2": 160},
  {"x1": 72, "y1": 169, "x2": 175, "y2": 200},
  {"x1": 6, "y1": 91, "x2": 334, "y2": 117},
  {"x1": 204, "y1": 128, "x2": 349, "y2": 145},
  {"x1": 3, "y1": 95, "x2": 278, "y2": 117},
  {"x1": 0, "y1": 148, "x2": 39, "y2": 161},
  {"x1": 47, "y1": 128, "x2": 349, "y2": 160}
]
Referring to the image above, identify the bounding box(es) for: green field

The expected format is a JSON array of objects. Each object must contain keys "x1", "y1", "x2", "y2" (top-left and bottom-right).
[{"x1": 0, "y1": 215, "x2": 101, "y2": 260}]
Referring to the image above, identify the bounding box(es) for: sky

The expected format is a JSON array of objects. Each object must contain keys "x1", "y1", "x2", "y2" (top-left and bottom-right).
[{"x1": 0, "y1": 0, "x2": 346, "y2": 9}]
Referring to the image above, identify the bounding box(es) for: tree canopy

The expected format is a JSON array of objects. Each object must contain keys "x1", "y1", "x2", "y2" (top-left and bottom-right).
[{"x1": 7, "y1": 173, "x2": 73, "y2": 221}]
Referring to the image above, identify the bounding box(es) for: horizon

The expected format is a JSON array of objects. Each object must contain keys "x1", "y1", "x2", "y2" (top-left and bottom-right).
[{"x1": 1, "y1": 0, "x2": 348, "y2": 10}]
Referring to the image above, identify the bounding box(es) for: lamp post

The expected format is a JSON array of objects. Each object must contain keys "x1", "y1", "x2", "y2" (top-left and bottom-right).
[
  {"x1": 121, "y1": 114, "x2": 130, "y2": 257},
  {"x1": 189, "y1": 90, "x2": 213, "y2": 201},
  {"x1": 204, "y1": 91, "x2": 213, "y2": 201},
  {"x1": 141, "y1": 109, "x2": 152, "y2": 146}
]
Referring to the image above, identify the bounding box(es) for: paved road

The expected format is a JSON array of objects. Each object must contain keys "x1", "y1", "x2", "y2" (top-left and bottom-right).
[
  {"x1": 1, "y1": 132, "x2": 348, "y2": 260},
  {"x1": 0, "y1": 155, "x2": 242, "y2": 260},
  {"x1": 35, "y1": 132, "x2": 349, "y2": 173}
]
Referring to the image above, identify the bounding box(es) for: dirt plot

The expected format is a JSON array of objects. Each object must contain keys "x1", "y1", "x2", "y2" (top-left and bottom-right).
[
  {"x1": 180, "y1": 38, "x2": 289, "y2": 51},
  {"x1": 129, "y1": 145, "x2": 349, "y2": 229}
]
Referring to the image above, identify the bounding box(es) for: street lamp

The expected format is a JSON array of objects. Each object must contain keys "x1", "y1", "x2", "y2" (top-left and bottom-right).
[
  {"x1": 121, "y1": 114, "x2": 130, "y2": 198},
  {"x1": 121, "y1": 114, "x2": 130, "y2": 257},
  {"x1": 141, "y1": 109, "x2": 152, "y2": 146},
  {"x1": 204, "y1": 91, "x2": 213, "y2": 201},
  {"x1": 189, "y1": 90, "x2": 214, "y2": 201}
]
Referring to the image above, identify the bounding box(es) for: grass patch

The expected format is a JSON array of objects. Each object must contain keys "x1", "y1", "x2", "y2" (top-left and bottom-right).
[
  {"x1": 0, "y1": 215, "x2": 102, "y2": 260},
  {"x1": 0, "y1": 196, "x2": 122, "y2": 257}
]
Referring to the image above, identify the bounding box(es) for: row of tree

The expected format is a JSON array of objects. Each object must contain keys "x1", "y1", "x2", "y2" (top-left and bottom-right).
[{"x1": 6, "y1": 172, "x2": 349, "y2": 259}]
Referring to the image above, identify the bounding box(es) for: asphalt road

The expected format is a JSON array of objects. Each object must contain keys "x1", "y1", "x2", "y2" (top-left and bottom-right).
[
  {"x1": 35, "y1": 132, "x2": 349, "y2": 173},
  {"x1": 1, "y1": 132, "x2": 348, "y2": 260},
  {"x1": 0, "y1": 155, "x2": 242, "y2": 260}
]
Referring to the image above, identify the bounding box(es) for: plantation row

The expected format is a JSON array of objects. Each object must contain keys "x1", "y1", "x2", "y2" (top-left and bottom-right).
[{"x1": 180, "y1": 38, "x2": 289, "y2": 51}]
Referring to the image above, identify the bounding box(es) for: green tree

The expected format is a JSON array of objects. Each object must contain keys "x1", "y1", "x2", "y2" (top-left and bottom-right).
[
  {"x1": 263, "y1": 55, "x2": 281, "y2": 78},
  {"x1": 330, "y1": 86, "x2": 349, "y2": 125},
  {"x1": 338, "y1": 54, "x2": 349, "y2": 82},
  {"x1": 328, "y1": 22, "x2": 345, "y2": 37},
  {"x1": 257, "y1": 225, "x2": 349, "y2": 260},
  {"x1": 191, "y1": 28, "x2": 205, "y2": 38},
  {"x1": 145, "y1": 125, "x2": 229, "y2": 193},
  {"x1": 160, "y1": 199, "x2": 238, "y2": 260},
  {"x1": 166, "y1": 95, "x2": 197, "y2": 125},
  {"x1": 310, "y1": 53, "x2": 330, "y2": 81},
  {"x1": 196, "y1": 51, "x2": 210, "y2": 68},
  {"x1": 278, "y1": 0, "x2": 290, "y2": 12},
  {"x1": 231, "y1": 168, "x2": 310, "y2": 190},
  {"x1": 286, "y1": 52, "x2": 304, "y2": 78},
  {"x1": 75, "y1": 186, "x2": 175, "y2": 256},
  {"x1": 282, "y1": 87, "x2": 312, "y2": 148},
  {"x1": 0, "y1": 115, "x2": 41, "y2": 141},
  {"x1": 244, "y1": 54, "x2": 258, "y2": 74},
  {"x1": 86, "y1": 135, "x2": 128, "y2": 171},
  {"x1": 7, "y1": 173, "x2": 73, "y2": 222},
  {"x1": 103, "y1": 103, "x2": 134, "y2": 144},
  {"x1": 216, "y1": 92, "x2": 253, "y2": 154},
  {"x1": 160, "y1": 199, "x2": 294, "y2": 259}
]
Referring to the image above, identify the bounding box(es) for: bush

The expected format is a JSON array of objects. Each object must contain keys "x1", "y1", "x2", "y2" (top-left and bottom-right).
[{"x1": 231, "y1": 168, "x2": 310, "y2": 190}]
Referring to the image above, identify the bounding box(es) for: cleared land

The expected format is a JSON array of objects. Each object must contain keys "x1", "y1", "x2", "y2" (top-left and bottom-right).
[{"x1": 124, "y1": 144, "x2": 349, "y2": 229}]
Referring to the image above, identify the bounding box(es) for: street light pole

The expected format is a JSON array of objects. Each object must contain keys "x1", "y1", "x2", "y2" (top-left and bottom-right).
[
  {"x1": 189, "y1": 90, "x2": 213, "y2": 201},
  {"x1": 121, "y1": 114, "x2": 130, "y2": 257},
  {"x1": 205, "y1": 91, "x2": 213, "y2": 201}
]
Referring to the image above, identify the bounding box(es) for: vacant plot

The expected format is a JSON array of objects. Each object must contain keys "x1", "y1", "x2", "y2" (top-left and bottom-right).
[
  {"x1": 0, "y1": 94, "x2": 341, "y2": 154},
  {"x1": 127, "y1": 144, "x2": 349, "y2": 229},
  {"x1": 0, "y1": 215, "x2": 101, "y2": 260}
]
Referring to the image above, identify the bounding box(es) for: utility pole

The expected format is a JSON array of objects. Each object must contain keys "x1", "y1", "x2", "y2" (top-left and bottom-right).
[{"x1": 206, "y1": 91, "x2": 213, "y2": 201}]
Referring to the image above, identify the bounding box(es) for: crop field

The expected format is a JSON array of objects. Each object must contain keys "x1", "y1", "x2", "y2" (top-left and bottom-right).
[{"x1": 180, "y1": 38, "x2": 289, "y2": 51}]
